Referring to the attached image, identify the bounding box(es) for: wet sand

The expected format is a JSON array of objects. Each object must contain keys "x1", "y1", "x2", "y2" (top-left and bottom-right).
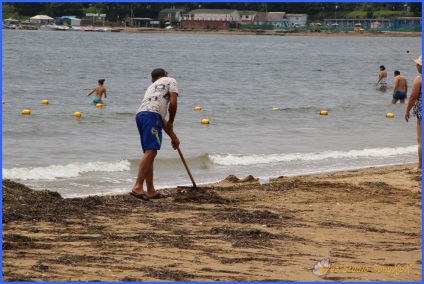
[{"x1": 2, "y1": 164, "x2": 422, "y2": 281}]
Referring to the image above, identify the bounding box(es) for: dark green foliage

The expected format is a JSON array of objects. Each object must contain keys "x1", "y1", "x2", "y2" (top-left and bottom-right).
[{"x1": 2, "y1": 3, "x2": 422, "y2": 22}]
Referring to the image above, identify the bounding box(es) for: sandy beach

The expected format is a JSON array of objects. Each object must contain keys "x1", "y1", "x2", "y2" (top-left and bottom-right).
[{"x1": 2, "y1": 164, "x2": 421, "y2": 281}]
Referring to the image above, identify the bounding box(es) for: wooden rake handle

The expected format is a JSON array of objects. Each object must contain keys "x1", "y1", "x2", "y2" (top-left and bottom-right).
[{"x1": 177, "y1": 147, "x2": 197, "y2": 188}]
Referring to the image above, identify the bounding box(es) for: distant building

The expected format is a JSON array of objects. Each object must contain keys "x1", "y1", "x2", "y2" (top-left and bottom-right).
[
  {"x1": 393, "y1": 17, "x2": 422, "y2": 29},
  {"x1": 239, "y1": 11, "x2": 257, "y2": 23},
  {"x1": 126, "y1": 18, "x2": 160, "y2": 28},
  {"x1": 180, "y1": 9, "x2": 241, "y2": 29},
  {"x1": 158, "y1": 8, "x2": 185, "y2": 26},
  {"x1": 55, "y1": 16, "x2": 80, "y2": 26},
  {"x1": 323, "y1": 16, "x2": 421, "y2": 30},
  {"x1": 158, "y1": 8, "x2": 185, "y2": 21},
  {"x1": 286, "y1": 14, "x2": 308, "y2": 27},
  {"x1": 182, "y1": 9, "x2": 241, "y2": 21},
  {"x1": 253, "y1": 12, "x2": 289, "y2": 28},
  {"x1": 29, "y1": 15, "x2": 54, "y2": 25}
]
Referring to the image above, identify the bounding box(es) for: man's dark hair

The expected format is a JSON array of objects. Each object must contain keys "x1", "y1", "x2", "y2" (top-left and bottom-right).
[
  {"x1": 380, "y1": 65, "x2": 385, "y2": 70},
  {"x1": 98, "y1": 79, "x2": 105, "y2": 84},
  {"x1": 394, "y1": 70, "x2": 400, "y2": 75},
  {"x1": 151, "y1": 68, "x2": 167, "y2": 81}
]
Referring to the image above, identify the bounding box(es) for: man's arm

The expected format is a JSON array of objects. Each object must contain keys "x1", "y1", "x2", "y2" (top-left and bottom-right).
[
  {"x1": 167, "y1": 92, "x2": 178, "y2": 128},
  {"x1": 162, "y1": 118, "x2": 180, "y2": 150},
  {"x1": 393, "y1": 78, "x2": 398, "y2": 95}
]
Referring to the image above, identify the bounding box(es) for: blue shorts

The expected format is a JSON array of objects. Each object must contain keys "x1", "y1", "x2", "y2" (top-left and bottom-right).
[
  {"x1": 93, "y1": 97, "x2": 102, "y2": 103},
  {"x1": 136, "y1": 112, "x2": 162, "y2": 153},
  {"x1": 393, "y1": 91, "x2": 406, "y2": 100}
]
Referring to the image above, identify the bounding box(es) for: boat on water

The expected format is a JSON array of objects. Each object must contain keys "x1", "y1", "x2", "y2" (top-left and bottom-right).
[
  {"x1": 57, "y1": 26, "x2": 93, "y2": 32},
  {"x1": 3, "y1": 18, "x2": 20, "y2": 29},
  {"x1": 72, "y1": 26, "x2": 84, "y2": 31},
  {"x1": 3, "y1": 24, "x2": 19, "y2": 29},
  {"x1": 84, "y1": 25, "x2": 95, "y2": 32},
  {"x1": 38, "y1": 24, "x2": 58, "y2": 31},
  {"x1": 21, "y1": 23, "x2": 113, "y2": 32},
  {"x1": 95, "y1": 27, "x2": 112, "y2": 32},
  {"x1": 19, "y1": 21, "x2": 38, "y2": 30},
  {"x1": 38, "y1": 24, "x2": 73, "y2": 31},
  {"x1": 55, "y1": 25, "x2": 74, "y2": 31}
]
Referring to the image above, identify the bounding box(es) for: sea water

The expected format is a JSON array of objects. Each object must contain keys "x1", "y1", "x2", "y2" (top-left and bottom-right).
[{"x1": 2, "y1": 29, "x2": 421, "y2": 197}]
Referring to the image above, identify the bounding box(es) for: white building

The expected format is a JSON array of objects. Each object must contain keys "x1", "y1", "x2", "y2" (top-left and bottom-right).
[
  {"x1": 70, "y1": 18, "x2": 81, "y2": 26},
  {"x1": 29, "y1": 15, "x2": 54, "y2": 24},
  {"x1": 182, "y1": 9, "x2": 241, "y2": 22},
  {"x1": 286, "y1": 14, "x2": 308, "y2": 27},
  {"x1": 239, "y1": 11, "x2": 257, "y2": 23},
  {"x1": 253, "y1": 12, "x2": 289, "y2": 28}
]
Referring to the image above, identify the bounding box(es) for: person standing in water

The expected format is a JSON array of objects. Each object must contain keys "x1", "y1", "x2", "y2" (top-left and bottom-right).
[
  {"x1": 405, "y1": 55, "x2": 422, "y2": 171},
  {"x1": 86, "y1": 79, "x2": 107, "y2": 104},
  {"x1": 376, "y1": 65, "x2": 388, "y2": 91},
  {"x1": 392, "y1": 70, "x2": 408, "y2": 104}
]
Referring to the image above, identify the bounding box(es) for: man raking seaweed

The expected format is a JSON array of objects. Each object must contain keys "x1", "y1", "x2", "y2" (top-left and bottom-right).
[{"x1": 131, "y1": 68, "x2": 182, "y2": 202}]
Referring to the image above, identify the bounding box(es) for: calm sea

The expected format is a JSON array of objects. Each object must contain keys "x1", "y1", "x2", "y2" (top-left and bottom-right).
[{"x1": 2, "y1": 29, "x2": 421, "y2": 197}]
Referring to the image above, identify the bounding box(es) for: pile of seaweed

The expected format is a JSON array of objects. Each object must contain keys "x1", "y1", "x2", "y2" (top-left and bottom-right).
[
  {"x1": 2, "y1": 179, "x2": 144, "y2": 223},
  {"x1": 171, "y1": 187, "x2": 233, "y2": 204},
  {"x1": 2, "y1": 179, "x2": 236, "y2": 224}
]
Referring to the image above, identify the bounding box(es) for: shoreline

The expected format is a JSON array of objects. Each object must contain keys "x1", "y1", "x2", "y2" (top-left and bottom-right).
[
  {"x1": 2, "y1": 163, "x2": 421, "y2": 281},
  {"x1": 116, "y1": 27, "x2": 421, "y2": 37}
]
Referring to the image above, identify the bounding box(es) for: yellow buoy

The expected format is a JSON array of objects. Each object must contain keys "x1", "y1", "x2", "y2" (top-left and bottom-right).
[
  {"x1": 96, "y1": 103, "x2": 103, "y2": 108},
  {"x1": 74, "y1": 111, "x2": 82, "y2": 117},
  {"x1": 320, "y1": 110, "x2": 328, "y2": 115},
  {"x1": 42, "y1": 100, "x2": 49, "y2": 104},
  {"x1": 194, "y1": 106, "x2": 202, "y2": 111},
  {"x1": 272, "y1": 108, "x2": 279, "y2": 111},
  {"x1": 386, "y1": 113, "x2": 394, "y2": 118},
  {"x1": 22, "y1": 109, "x2": 31, "y2": 115},
  {"x1": 201, "y1": 119, "x2": 210, "y2": 124}
]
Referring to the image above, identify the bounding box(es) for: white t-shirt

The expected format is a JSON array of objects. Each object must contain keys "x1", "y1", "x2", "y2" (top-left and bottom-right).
[{"x1": 137, "y1": 77, "x2": 178, "y2": 118}]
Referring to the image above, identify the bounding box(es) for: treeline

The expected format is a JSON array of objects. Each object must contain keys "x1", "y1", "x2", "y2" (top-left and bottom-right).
[{"x1": 3, "y1": 2, "x2": 421, "y2": 22}]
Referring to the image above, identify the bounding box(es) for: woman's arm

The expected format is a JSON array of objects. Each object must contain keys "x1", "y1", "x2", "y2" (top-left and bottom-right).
[
  {"x1": 86, "y1": 87, "x2": 96, "y2": 96},
  {"x1": 405, "y1": 76, "x2": 421, "y2": 122}
]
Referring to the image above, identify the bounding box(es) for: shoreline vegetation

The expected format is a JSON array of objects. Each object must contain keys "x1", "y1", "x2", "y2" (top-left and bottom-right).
[
  {"x1": 113, "y1": 27, "x2": 422, "y2": 37},
  {"x1": 2, "y1": 164, "x2": 421, "y2": 281}
]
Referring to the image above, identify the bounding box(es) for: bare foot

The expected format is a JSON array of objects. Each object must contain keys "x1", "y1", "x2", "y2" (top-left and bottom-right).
[{"x1": 409, "y1": 167, "x2": 422, "y2": 174}]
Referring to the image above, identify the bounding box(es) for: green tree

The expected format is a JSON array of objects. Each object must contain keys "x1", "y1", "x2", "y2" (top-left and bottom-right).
[
  {"x1": 45, "y1": 3, "x2": 87, "y2": 18},
  {"x1": 2, "y1": 4, "x2": 19, "y2": 19},
  {"x1": 9, "y1": 3, "x2": 49, "y2": 17}
]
